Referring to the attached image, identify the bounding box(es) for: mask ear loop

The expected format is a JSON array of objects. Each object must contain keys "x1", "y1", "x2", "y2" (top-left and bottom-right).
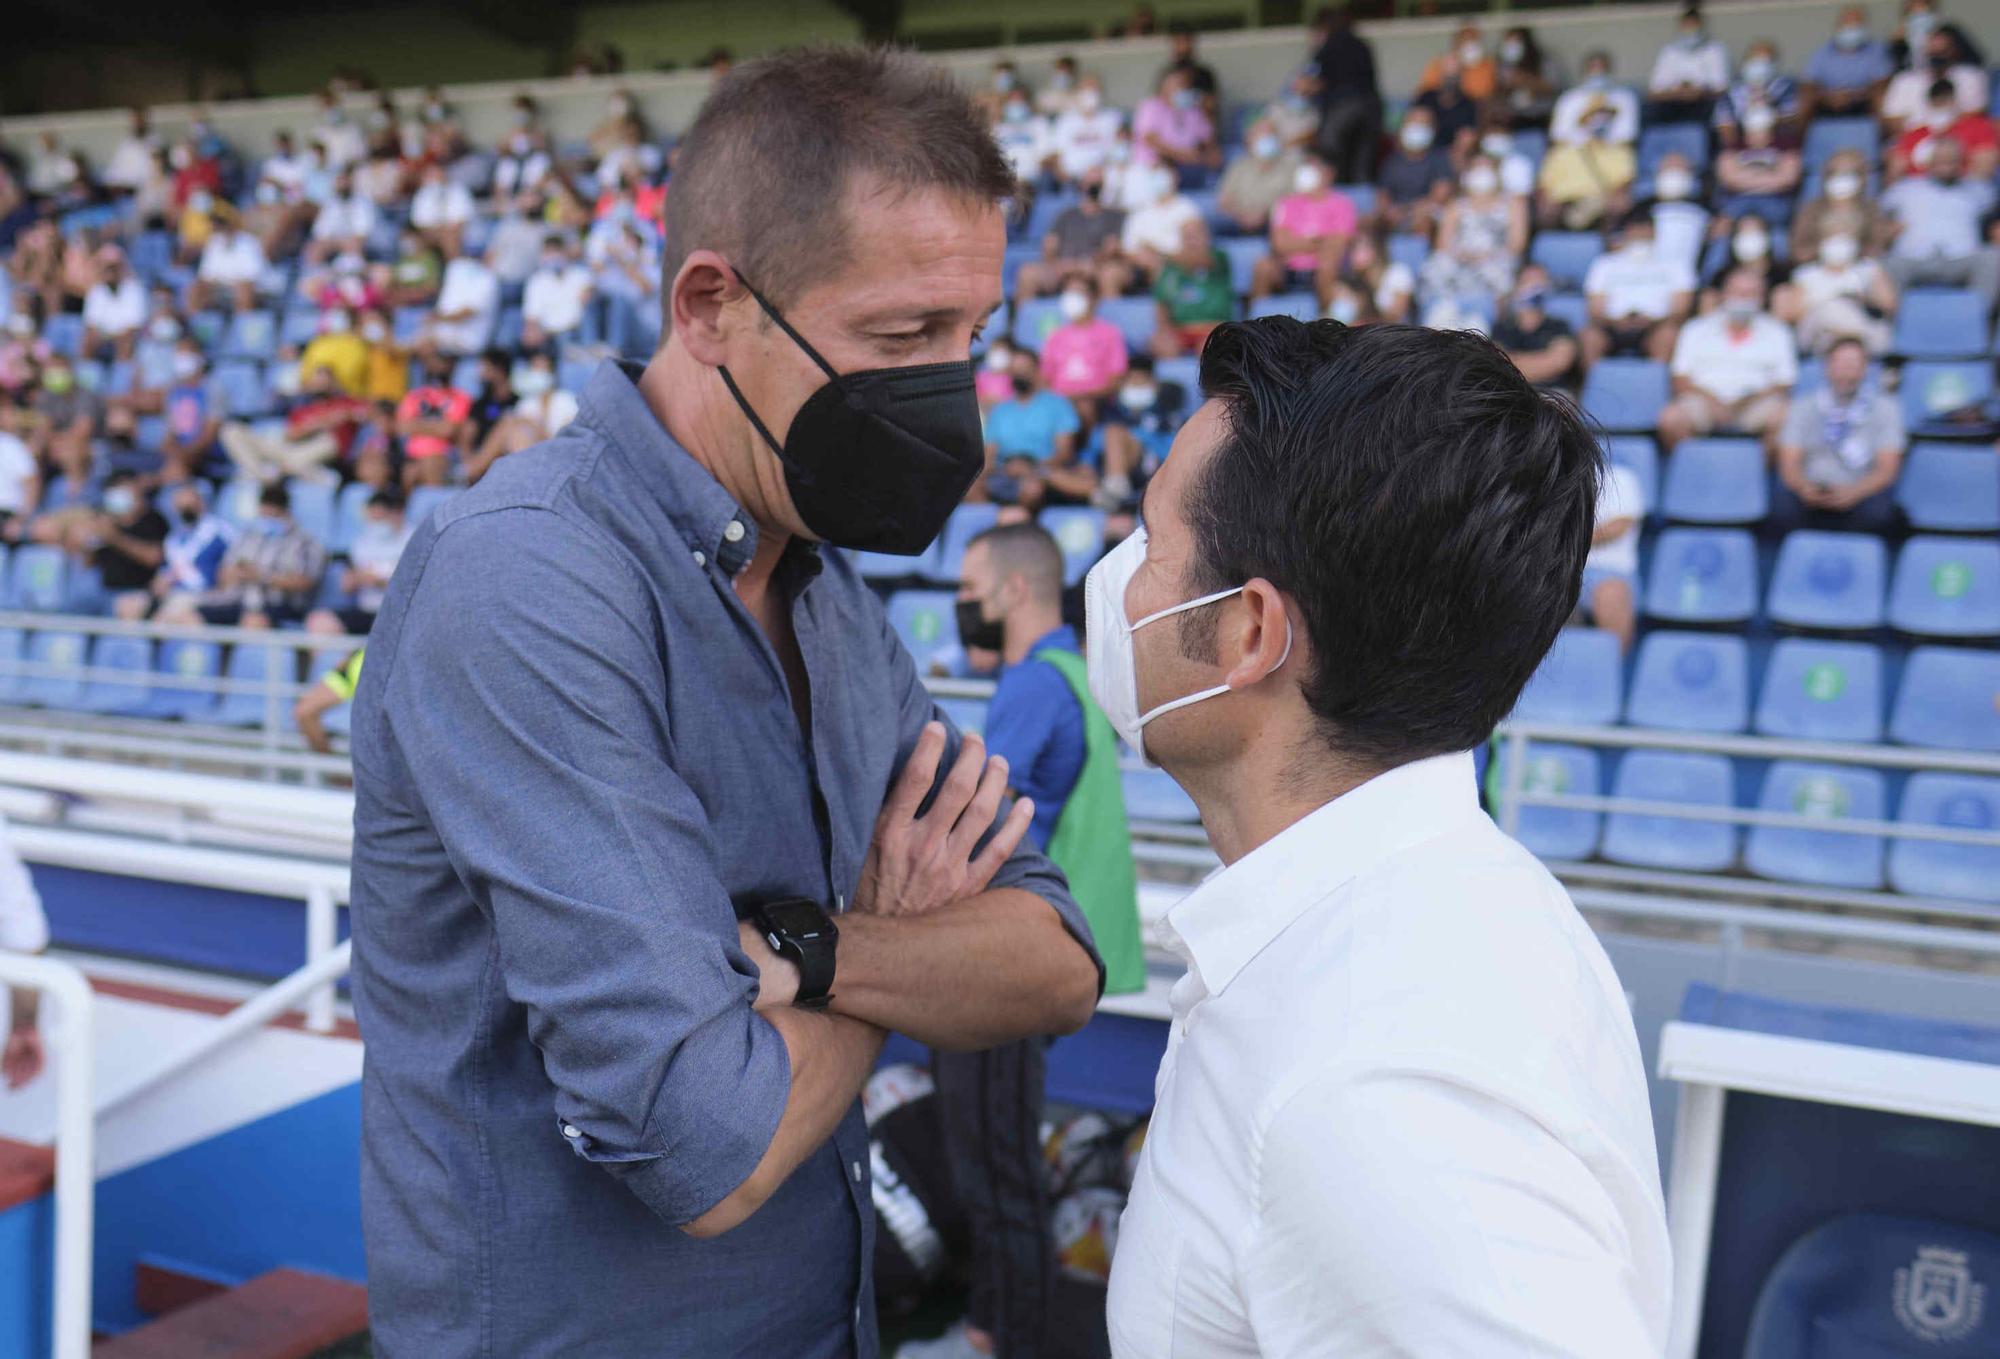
[
  {"x1": 1132, "y1": 601, "x2": 1296, "y2": 732},
  {"x1": 714, "y1": 263, "x2": 845, "y2": 459}
]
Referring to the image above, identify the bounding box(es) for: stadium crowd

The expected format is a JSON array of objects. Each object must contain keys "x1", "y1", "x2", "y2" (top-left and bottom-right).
[{"x1": 0, "y1": 0, "x2": 1993, "y2": 670}]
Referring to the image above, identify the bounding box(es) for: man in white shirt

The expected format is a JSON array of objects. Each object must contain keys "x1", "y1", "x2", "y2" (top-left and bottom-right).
[
  {"x1": 1660, "y1": 266, "x2": 1798, "y2": 450},
  {"x1": 1881, "y1": 28, "x2": 1990, "y2": 134},
  {"x1": 0, "y1": 817, "x2": 48, "y2": 1091},
  {"x1": 1879, "y1": 137, "x2": 2000, "y2": 312},
  {"x1": 1551, "y1": 50, "x2": 1640, "y2": 146},
  {"x1": 1583, "y1": 211, "x2": 1694, "y2": 367},
  {"x1": 101, "y1": 107, "x2": 158, "y2": 193},
  {"x1": 1648, "y1": 7, "x2": 1731, "y2": 122},
  {"x1": 82, "y1": 247, "x2": 149, "y2": 358},
  {"x1": 993, "y1": 91, "x2": 1054, "y2": 184},
  {"x1": 410, "y1": 163, "x2": 476, "y2": 256},
  {"x1": 1120, "y1": 166, "x2": 1201, "y2": 280},
  {"x1": 1585, "y1": 461, "x2": 1644, "y2": 651},
  {"x1": 307, "y1": 171, "x2": 379, "y2": 266},
  {"x1": 192, "y1": 214, "x2": 269, "y2": 314},
  {"x1": 521, "y1": 236, "x2": 595, "y2": 350},
  {"x1": 1095, "y1": 319, "x2": 1670, "y2": 1357},
  {"x1": 1049, "y1": 78, "x2": 1123, "y2": 184},
  {"x1": 0, "y1": 411, "x2": 43, "y2": 535},
  {"x1": 427, "y1": 247, "x2": 501, "y2": 357}
]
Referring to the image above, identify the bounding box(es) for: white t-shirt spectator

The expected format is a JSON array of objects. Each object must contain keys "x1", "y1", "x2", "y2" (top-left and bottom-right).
[
  {"x1": 198, "y1": 230, "x2": 268, "y2": 287},
  {"x1": 1651, "y1": 202, "x2": 1709, "y2": 275},
  {"x1": 1550, "y1": 84, "x2": 1640, "y2": 146},
  {"x1": 1881, "y1": 177, "x2": 1997, "y2": 260},
  {"x1": 522, "y1": 264, "x2": 595, "y2": 337},
  {"x1": 0, "y1": 432, "x2": 39, "y2": 516},
  {"x1": 1883, "y1": 65, "x2": 1990, "y2": 124},
  {"x1": 993, "y1": 115, "x2": 1054, "y2": 183},
  {"x1": 0, "y1": 818, "x2": 48, "y2": 954},
  {"x1": 1649, "y1": 38, "x2": 1730, "y2": 95},
  {"x1": 1051, "y1": 107, "x2": 1125, "y2": 180},
  {"x1": 514, "y1": 389, "x2": 580, "y2": 440},
  {"x1": 316, "y1": 119, "x2": 367, "y2": 169},
  {"x1": 1672, "y1": 312, "x2": 1799, "y2": 404},
  {"x1": 1585, "y1": 247, "x2": 1696, "y2": 321},
  {"x1": 101, "y1": 135, "x2": 158, "y2": 191},
  {"x1": 1793, "y1": 258, "x2": 1886, "y2": 312},
  {"x1": 1587, "y1": 463, "x2": 1644, "y2": 575},
  {"x1": 431, "y1": 257, "x2": 500, "y2": 355},
  {"x1": 311, "y1": 194, "x2": 379, "y2": 245},
  {"x1": 262, "y1": 151, "x2": 310, "y2": 202},
  {"x1": 1122, "y1": 194, "x2": 1202, "y2": 256},
  {"x1": 83, "y1": 276, "x2": 148, "y2": 337},
  {"x1": 411, "y1": 180, "x2": 476, "y2": 231},
  {"x1": 349, "y1": 519, "x2": 414, "y2": 613}
]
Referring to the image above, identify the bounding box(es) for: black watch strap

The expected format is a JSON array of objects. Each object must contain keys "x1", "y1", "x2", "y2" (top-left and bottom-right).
[{"x1": 788, "y1": 932, "x2": 837, "y2": 1009}]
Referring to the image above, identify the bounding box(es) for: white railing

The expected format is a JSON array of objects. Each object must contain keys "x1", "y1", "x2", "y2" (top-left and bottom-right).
[{"x1": 0, "y1": 951, "x2": 94, "y2": 1359}]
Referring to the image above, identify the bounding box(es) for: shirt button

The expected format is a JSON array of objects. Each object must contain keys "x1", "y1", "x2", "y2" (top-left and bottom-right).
[
  {"x1": 723, "y1": 520, "x2": 746, "y2": 543},
  {"x1": 691, "y1": 550, "x2": 706, "y2": 567},
  {"x1": 851, "y1": 1160, "x2": 863, "y2": 1183},
  {"x1": 562, "y1": 1124, "x2": 582, "y2": 1139}
]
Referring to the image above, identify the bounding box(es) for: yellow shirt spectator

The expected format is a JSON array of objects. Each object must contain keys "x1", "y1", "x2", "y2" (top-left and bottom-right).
[
  {"x1": 1538, "y1": 141, "x2": 1636, "y2": 206},
  {"x1": 299, "y1": 331, "x2": 370, "y2": 397},
  {"x1": 363, "y1": 342, "x2": 410, "y2": 405}
]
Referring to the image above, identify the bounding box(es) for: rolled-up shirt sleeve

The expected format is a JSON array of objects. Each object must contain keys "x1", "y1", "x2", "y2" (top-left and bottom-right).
[{"x1": 381, "y1": 508, "x2": 789, "y2": 1226}]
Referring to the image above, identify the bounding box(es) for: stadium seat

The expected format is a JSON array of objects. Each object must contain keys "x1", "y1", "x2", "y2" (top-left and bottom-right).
[
  {"x1": 221, "y1": 309, "x2": 279, "y2": 362},
  {"x1": 926, "y1": 504, "x2": 1001, "y2": 586},
  {"x1": 287, "y1": 479, "x2": 337, "y2": 547},
  {"x1": 1512, "y1": 626, "x2": 1623, "y2": 726},
  {"x1": 1638, "y1": 123, "x2": 1711, "y2": 177},
  {"x1": 392, "y1": 306, "x2": 430, "y2": 347},
  {"x1": 935, "y1": 696, "x2": 987, "y2": 737},
  {"x1": 1387, "y1": 233, "x2": 1430, "y2": 272},
  {"x1": 78, "y1": 634, "x2": 156, "y2": 715},
  {"x1": 1020, "y1": 192, "x2": 1079, "y2": 245},
  {"x1": 1755, "y1": 638, "x2": 1884, "y2": 744},
  {"x1": 329, "y1": 480, "x2": 376, "y2": 553},
  {"x1": 1492, "y1": 742, "x2": 1601, "y2": 861},
  {"x1": 406, "y1": 486, "x2": 458, "y2": 527},
  {"x1": 1122, "y1": 765, "x2": 1201, "y2": 824},
  {"x1": 211, "y1": 359, "x2": 271, "y2": 418},
  {"x1": 849, "y1": 547, "x2": 932, "y2": 582},
  {"x1": 1039, "y1": 507, "x2": 1107, "y2": 587},
  {"x1": 1219, "y1": 237, "x2": 1266, "y2": 295},
  {"x1": 1890, "y1": 646, "x2": 2000, "y2": 752},
  {"x1": 1889, "y1": 773, "x2": 2000, "y2": 903},
  {"x1": 1010, "y1": 297, "x2": 1065, "y2": 350},
  {"x1": 492, "y1": 306, "x2": 523, "y2": 351},
  {"x1": 18, "y1": 631, "x2": 87, "y2": 709},
  {"x1": 1527, "y1": 232, "x2": 1602, "y2": 289},
  {"x1": 41, "y1": 314, "x2": 83, "y2": 358},
  {"x1": 0, "y1": 627, "x2": 26, "y2": 705},
  {"x1": 1248, "y1": 292, "x2": 1317, "y2": 323},
  {"x1": 1581, "y1": 359, "x2": 1670, "y2": 431},
  {"x1": 1601, "y1": 750, "x2": 1738, "y2": 872},
  {"x1": 1604, "y1": 435, "x2": 1659, "y2": 511},
  {"x1": 1627, "y1": 631, "x2": 1750, "y2": 733},
  {"x1": 1898, "y1": 442, "x2": 2000, "y2": 532},
  {"x1": 1339, "y1": 183, "x2": 1376, "y2": 220},
  {"x1": 1098, "y1": 297, "x2": 1158, "y2": 352},
  {"x1": 884, "y1": 590, "x2": 960, "y2": 677},
  {"x1": 1154, "y1": 356, "x2": 1201, "y2": 394},
  {"x1": 1766, "y1": 531, "x2": 1888, "y2": 632},
  {"x1": 1745, "y1": 761, "x2": 1887, "y2": 891},
  {"x1": 280, "y1": 306, "x2": 322, "y2": 348},
  {"x1": 1661, "y1": 438, "x2": 1768, "y2": 524},
  {"x1": 558, "y1": 354, "x2": 595, "y2": 394},
  {"x1": 1891, "y1": 289, "x2": 1989, "y2": 359},
  {"x1": 1900, "y1": 359, "x2": 1992, "y2": 433},
  {"x1": 4, "y1": 546, "x2": 68, "y2": 612},
  {"x1": 1644, "y1": 528, "x2": 1758, "y2": 625},
  {"x1": 1887, "y1": 536, "x2": 2000, "y2": 638},
  {"x1": 143, "y1": 639, "x2": 224, "y2": 720},
  {"x1": 1744, "y1": 1213, "x2": 2000, "y2": 1358},
  {"x1": 213, "y1": 640, "x2": 291, "y2": 728},
  {"x1": 1543, "y1": 291, "x2": 1589, "y2": 334},
  {"x1": 1800, "y1": 117, "x2": 1878, "y2": 172},
  {"x1": 217, "y1": 474, "x2": 264, "y2": 528}
]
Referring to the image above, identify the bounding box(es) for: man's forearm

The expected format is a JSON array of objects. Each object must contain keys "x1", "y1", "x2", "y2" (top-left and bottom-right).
[
  {"x1": 10, "y1": 986, "x2": 36, "y2": 1034},
  {"x1": 831, "y1": 888, "x2": 1099, "y2": 1051}
]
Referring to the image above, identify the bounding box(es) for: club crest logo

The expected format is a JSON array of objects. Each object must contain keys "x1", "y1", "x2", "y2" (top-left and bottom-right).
[{"x1": 1893, "y1": 1245, "x2": 1985, "y2": 1343}]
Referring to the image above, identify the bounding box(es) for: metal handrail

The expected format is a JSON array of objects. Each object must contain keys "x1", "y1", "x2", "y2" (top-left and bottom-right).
[{"x1": 0, "y1": 951, "x2": 94, "y2": 1359}]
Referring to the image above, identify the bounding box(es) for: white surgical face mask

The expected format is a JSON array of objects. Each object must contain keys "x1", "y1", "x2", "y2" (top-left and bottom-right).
[
  {"x1": 1327, "y1": 294, "x2": 1361, "y2": 324},
  {"x1": 1820, "y1": 233, "x2": 1859, "y2": 267},
  {"x1": 1458, "y1": 41, "x2": 1484, "y2": 65},
  {"x1": 1465, "y1": 165, "x2": 1499, "y2": 196},
  {"x1": 1501, "y1": 38, "x2": 1525, "y2": 64},
  {"x1": 1059, "y1": 289, "x2": 1090, "y2": 321},
  {"x1": 1400, "y1": 121, "x2": 1435, "y2": 152},
  {"x1": 1743, "y1": 104, "x2": 1777, "y2": 136},
  {"x1": 1253, "y1": 133, "x2": 1282, "y2": 159},
  {"x1": 1742, "y1": 56, "x2": 1774, "y2": 86},
  {"x1": 1481, "y1": 131, "x2": 1513, "y2": 158},
  {"x1": 1119, "y1": 383, "x2": 1156, "y2": 412},
  {"x1": 1294, "y1": 165, "x2": 1325, "y2": 194},
  {"x1": 1656, "y1": 166, "x2": 1695, "y2": 199},
  {"x1": 1826, "y1": 171, "x2": 1862, "y2": 200},
  {"x1": 1083, "y1": 526, "x2": 1291, "y2": 764},
  {"x1": 1079, "y1": 88, "x2": 1102, "y2": 112},
  {"x1": 983, "y1": 346, "x2": 1012, "y2": 372},
  {"x1": 1735, "y1": 229, "x2": 1770, "y2": 260}
]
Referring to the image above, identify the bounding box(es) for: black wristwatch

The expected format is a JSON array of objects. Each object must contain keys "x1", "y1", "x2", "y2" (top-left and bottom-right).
[{"x1": 752, "y1": 897, "x2": 839, "y2": 1009}]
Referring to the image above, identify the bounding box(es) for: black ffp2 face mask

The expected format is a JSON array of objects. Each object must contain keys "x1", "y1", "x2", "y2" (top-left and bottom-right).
[
  {"x1": 954, "y1": 596, "x2": 1006, "y2": 653},
  {"x1": 717, "y1": 275, "x2": 985, "y2": 556}
]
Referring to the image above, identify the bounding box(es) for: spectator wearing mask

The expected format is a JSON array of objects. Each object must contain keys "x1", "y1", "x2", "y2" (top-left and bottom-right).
[
  {"x1": 1473, "y1": 116, "x2": 1539, "y2": 199},
  {"x1": 1415, "y1": 54, "x2": 1483, "y2": 154},
  {"x1": 1494, "y1": 265, "x2": 1580, "y2": 390},
  {"x1": 1583, "y1": 212, "x2": 1695, "y2": 367},
  {"x1": 1648, "y1": 7, "x2": 1731, "y2": 124},
  {"x1": 1714, "y1": 41, "x2": 1801, "y2": 145},
  {"x1": 294, "y1": 648, "x2": 363, "y2": 755},
  {"x1": 1095, "y1": 355, "x2": 1187, "y2": 513},
  {"x1": 307, "y1": 171, "x2": 378, "y2": 266},
  {"x1": 1378, "y1": 107, "x2": 1456, "y2": 235},
  {"x1": 1418, "y1": 155, "x2": 1526, "y2": 308},
  {"x1": 1882, "y1": 25, "x2": 1989, "y2": 135},
  {"x1": 1333, "y1": 230, "x2": 1416, "y2": 325},
  {"x1": 466, "y1": 352, "x2": 579, "y2": 484},
  {"x1": 358, "y1": 309, "x2": 410, "y2": 406},
  {"x1": 299, "y1": 308, "x2": 370, "y2": 397},
  {"x1": 1040, "y1": 274, "x2": 1129, "y2": 410},
  {"x1": 312, "y1": 94, "x2": 365, "y2": 168},
  {"x1": 82, "y1": 247, "x2": 147, "y2": 360},
  {"x1": 1119, "y1": 165, "x2": 1201, "y2": 282},
  {"x1": 1879, "y1": 137, "x2": 1999, "y2": 313},
  {"x1": 1887, "y1": 0, "x2": 1941, "y2": 74},
  {"x1": 410, "y1": 163, "x2": 476, "y2": 256},
  {"x1": 1048, "y1": 76, "x2": 1123, "y2": 186},
  {"x1": 192, "y1": 211, "x2": 269, "y2": 314},
  {"x1": 1790, "y1": 149, "x2": 1884, "y2": 263},
  {"x1": 975, "y1": 60, "x2": 1026, "y2": 124},
  {"x1": 1268, "y1": 72, "x2": 1323, "y2": 153},
  {"x1": 1774, "y1": 337, "x2": 1904, "y2": 535},
  {"x1": 1553, "y1": 52, "x2": 1640, "y2": 147},
  {"x1": 983, "y1": 348, "x2": 1089, "y2": 512},
  {"x1": 1792, "y1": 232, "x2": 1899, "y2": 354},
  {"x1": 1133, "y1": 69, "x2": 1220, "y2": 179},
  {"x1": 1538, "y1": 90, "x2": 1638, "y2": 230},
  {"x1": 1660, "y1": 267, "x2": 1798, "y2": 451},
  {"x1": 0, "y1": 401, "x2": 42, "y2": 544},
  {"x1": 1311, "y1": 9, "x2": 1383, "y2": 184},
  {"x1": 1420, "y1": 25, "x2": 1497, "y2": 103},
  {"x1": 466, "y1": 351, "x2": 518, "y2": 453},
  {"x1": 994, "y1": 90, "x2": 1054, "y2": 186},
  {"x1": 1584, "y1": 460, "x2": 1645, "y2": 652},
  {"x1": 1151, "y1": 219, "x2": 1235, "y2": 359},
  {"x1": 493, "y1": 98, "x2": 552, "y2": 199},
  {"x1": 1162, "y1": 29, "x2": 1219, "y2": 112},
  {"x1": 80, "y1": 471, "x2": 168, "y2": 601},
  {"x1": 30, "y1": 356, "x2": 100, "y2": 489},
  {"x1": 522, "y1": 236, "x2": 595, "y2": 351},
  {"x1": 426, "y1": 244, "x2": 501, "y2": 357},
  {"x1": 1036, "y1": 56, "x2": 1084, "y2": 119},
  {"x1": 1252, "y1": 156, "x2": 1356, "y2": 303},
  {"x1": 1490, "y1": 27, "x2": 1556, "y2": 125},
  {"x1": 1716, "y1": 105, "x2": 1804, "y2": 211},
  {"x1": 313, "y1": 488, "x2": 411, "y2": 636},
  {"x1": 101, "y1": 107, "x2": 157, "y2": 194},
  {"x1": 1641, "y1": 152, "x2": 1712, "y2": 273},
  {"x1": 385, "y1": 231, "x2": 444, "y2": 308},
  {"x1": 395, "y1": 353, "x2": 474, "y2": 487},
  {"x1": 222, "y1": 362, "x2": 368, "y2": 483},
  {"x1": 1217, "y1": 119, "x2": 1303, "y2": 234},
  {"x1": 1803, "y1": 7, "x2": 1893, "y2": 118},
  {"x1": 159, "y1": 342, "x2": 220, "y2": 482},
  {"x1": 486, "y1": 191, "x2": 550, "y2": 287},
  {"x1": 171, "y1": 482, "x2": 328, "y2": 629},
  {"x1": 1889, "y1": 78, "x2": 1999, "y2": 181},
  {"x1": 120, "y1": 483, "x2": 232, "y2": 621}
]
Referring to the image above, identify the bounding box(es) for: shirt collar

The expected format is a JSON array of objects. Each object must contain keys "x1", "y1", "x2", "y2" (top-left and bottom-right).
[
  {"x1": 1010, "y1": 625, "x2": 1078, "y2": 672},
  {"x1": 1164, "y1": 751, "x2": 1482, "y2": 998},
  {"x1": 578, "y1": 360, "x2": 762, "y2": 575}
]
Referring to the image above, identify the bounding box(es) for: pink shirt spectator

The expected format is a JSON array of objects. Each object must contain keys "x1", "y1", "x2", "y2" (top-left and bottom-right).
[
  {"x1": 1273, "y1": 191, "x2": 1359, "y2": 272},
  {"x1": 1041, "y1": 318, "x2": 1129, "y2": 397},
  {"x1": 976, "y1": 369, "x2": 1015, "y2": 404},
  {"x1": 1132, "y1": 97, "x2": 1213, "y2": 168}
]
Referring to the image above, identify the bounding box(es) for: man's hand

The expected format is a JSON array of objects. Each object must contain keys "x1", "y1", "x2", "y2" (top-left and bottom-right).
[
  {"x1": 2, "y1": 1028, "x2": 44, "y2": 1090},
  {"x1": 737, "y1": 920, "x2": 800, "y2": 1011},
  {"x1": 853, "y1": 721, "x2": 1033, "y2": 918}
]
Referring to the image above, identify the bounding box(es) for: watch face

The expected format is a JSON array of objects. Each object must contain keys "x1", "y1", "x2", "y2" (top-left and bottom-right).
[{"x1": 762, "y1": 898, "x2": 832, "y2": 940}]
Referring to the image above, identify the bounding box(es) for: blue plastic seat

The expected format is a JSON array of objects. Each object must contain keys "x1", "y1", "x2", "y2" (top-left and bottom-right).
[
  {"x1": 216, "y1": 475, "x2": 264, "y2": 529},
  {"x1": 1745, "y1": 1213, "x2": 2000, "y2": 1358},
  {"x1": 1661, "y1": 438, "x2": 1768, "y2": 524},
  {"x1": 1800, "y1": 117, "x2": 1878, "y2": 172},
  {"x1": 213, "y1": 640, "x2": 293, "y2": 729},
  {"x1": 1889, "y1": 646, "x2": 2000, "y2": 752},
  {"x1": 1889, "y1": 773, "x2": 2000, "y2": 903},
  {"x1": 42, "y1": 314, "x2": 84, "y2": 358},
  {"x1": 1900, "y1": 360, "x2": 1993, "y2": 432},
  {"x1": 280, "y1": 306, "x2": 322, "y2": 348},
  {"x1": 1638, "y1": 123, "x2": 1712, "y2": 177},
  {"x1": 1219, "y1": 238, "x2": 1266, "y2": 295},
  {"x1": 849, "y1": 547, "x2": 932, "y2": 582},
  {"x1": 210, "y1": 359, "x2": 270, "y2": 418},
  {"x1": 0, "y1": 628, "x2": 27, "y2": 705},
  {"x1": 1627, "y1": 631, "x2": 1750, "y2": 733},
  {"x1": 1601, "y1": 750, "x2": 1738, "y2": 872},
  {"x1": 1581, "y1": 359, "x2": 1670, "y2": 432},
  {"x1": 5, "y1": 546, "x2": 68, "y2": 612},
  {"x1": 19, "y1": 631, "x2": 88, "y2": 709},
  {"x1": 1512, "y1": 626, "x2": 1623, "y2": 725},
  {"x1": 1154, "y1": 356, "x2": 1201, "y2": 395},
  {"x1": 143, "y1": 639, "x2": 224, "y2": 720},
  {"x1": 1248, "y1": 292, "x2": 1318, "y2": 323},
  {"x1": 1010, "y1": 298, "x2": 1065, "y2": 350},
  {"x1": 286, "y1": 479, "x2": 337, "y2": 547},
  {"x1": 221, "y1": 309, "x2": 279, "y2": 362},
  {"x1": 1387, "y1": 232, "x2": 1430, "y2": 273},
  {"x1": 329, "y1": 481, "x2": 376, "y2": 554},
  {"x1": 1122, "y1": 766, "x2": 1202, "y2": 824},
  {"x1": 1543, "y1": 291, "x2": 1589, "y2": 334},
  {"x1": 1754, "y1": 638, "x2": 1884, "y2": 744},
  {"x1": 884, "y1": 590, "x2": 961, "y2": 676},
  {"x1": 1897, "y1": 442, "x2": 2000, "y2": 532},
  {"x1": 1644, "y1": 528, "x2": 1758, "y2": 624},
  {"x1": 1039, "y1": 506, "x2": 1107, "y2": 587},
  {"x1": 1766, "y1": 530, "x2": 1888, "y2": 631},
  {"x1": 78, "y1": 635, "x2": 156, "y2": 715},
  {"x1": 1020, "y1": 192, "x2": 1080, "y2": 245},
  {"x1": 1891, "y1": 288, "x2": 1989, "y2": 359},
  {"x1": 557, "y1": 355, "x2": 595, "y2": 394},
  {"x1": 1888, "y1": 536, "x2": 2000, "y2": 638},
  {"x1": 1494, "y1": 742, "x2": 1602, "y2": 861},
  {"x1": 406, "y1": 486, "x2": 458, "y2": 527},
  {"x1": 925, "y1": 504, "x2": 1002, "y2": 586},
  {"x1": 1527, "y1": 232, "x2": 1602, "y2": 289},
  {"x1": 934, "y1": 696, "x2": 988, "y2": 737},
  {"x1": 1745, "y1": 761, "x2": 1887, "y2": 890},
  {"x1": 1604, "y1": 435, "x2": 1660, "y2": 511},
  {"x1": 1098, "y1": 297, "x2": 1158, "y2": 353}
]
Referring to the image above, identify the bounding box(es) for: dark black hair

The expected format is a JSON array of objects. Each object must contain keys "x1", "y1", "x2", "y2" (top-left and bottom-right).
[
  {"x1": 1127, "y1": 353, "x2": 1157, "y2": 376},
  {"x1": 369, "y1": 486, "x2": 407, "y2": 512},
  {"x1": 1184, "y1": 319, "x2": 1601, "y2": 767},
  {"x1": 259, "y1": 482, "x2": 292, "y2": 512}
]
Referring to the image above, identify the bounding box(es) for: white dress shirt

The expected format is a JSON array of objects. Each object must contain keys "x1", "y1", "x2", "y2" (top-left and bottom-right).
[
  {"x1": 83, "y1": 277, "x2": 148, "y2": 337},
  {"x1": 430, "y1": 258, "x2": 500, "y2": 355},
  {"x1": 198, "y1": 230, "x2": 268, "y2": 287},
  {"x1": 1649, "y1": 38, "x2": 1730, "y2": 94},
  {"x1": 311, "y1": 194, "x2": 379, "y2": 244},
  {"x1": 411, "y1": 180, "x2": 475, "y2": 231},
  {"x1": 1106, "y1": 752, "x2": 1671, "y2": 1358},
  {"x1": 1671, "y1": 312, "x2": 1800, "y2": 403}
]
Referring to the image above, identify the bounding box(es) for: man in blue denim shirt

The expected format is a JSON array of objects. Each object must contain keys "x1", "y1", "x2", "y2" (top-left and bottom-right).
[{"x1": 350, "y1": 49, "x2": 1102, "y2": 1358}]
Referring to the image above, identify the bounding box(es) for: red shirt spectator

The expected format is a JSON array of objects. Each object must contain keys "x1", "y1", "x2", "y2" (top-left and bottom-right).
[
  {"x1": 171, "y1": 157, "x2": 222, "y2": 212},
  {"x1": 286, "y1": 390, "x2": 372, "y2": 462},
  {"x1": 594, "y1": 183, "x2": 667, "y2": 227},
  {"x1": 395, "y1": 384, "x2": 473, "y2": 462},
  {"x1": 1894, "y1": 113, "x2": 2000, "y2": 176}
]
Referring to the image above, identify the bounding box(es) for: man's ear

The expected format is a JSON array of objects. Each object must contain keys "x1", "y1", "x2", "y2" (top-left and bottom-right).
[
  {"x1": 1224, "y1": 578, "x2": 1294, "y2": 692},
  {"x1": 669, "y1": 250, "x2": 746, "y2": 368}
]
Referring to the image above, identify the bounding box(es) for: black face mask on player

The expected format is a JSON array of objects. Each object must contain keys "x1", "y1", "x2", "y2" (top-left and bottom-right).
[{"x1": 716, "y1": 272, "x2": 985, "y2": 556}]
